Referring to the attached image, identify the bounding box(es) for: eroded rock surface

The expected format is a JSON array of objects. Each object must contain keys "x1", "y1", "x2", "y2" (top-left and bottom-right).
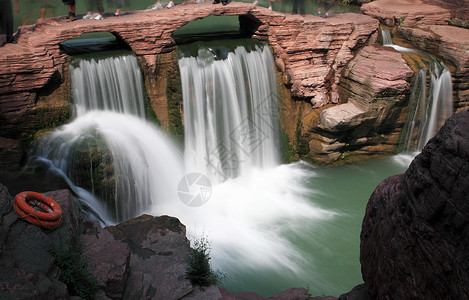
[
  {"x1": 360, "y1": 110, "x2": 469, "y2": 299},
  {"x1": 307, "y1": 45, "x2": 413, "y2": 163}
]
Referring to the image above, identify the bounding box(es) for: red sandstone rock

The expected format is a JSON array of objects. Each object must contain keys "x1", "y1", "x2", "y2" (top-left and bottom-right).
[
  {"x1": 309, "y1": 45, "x2": 413, "y2": 162},
  {"x1": 81, "y1": 220, "x2": 131, "y2": 298},
  {"x1": 361, "y1": 0, "x2": 451, "y2": 27},
  {"x1": 397, "y1": 24, "x2": 469, "y2": 111}
]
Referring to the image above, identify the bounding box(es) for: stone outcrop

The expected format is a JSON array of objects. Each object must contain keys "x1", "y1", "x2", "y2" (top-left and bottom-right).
[
  {"x1": 0, "y1": 184, "x2": 221, "y2": 299},
  {"x1": 361, "y1": 0, "x2": 469, "y2": 112},
  {"x1": 303, "y1": 45, "x2": 414, "y2": 163},
  {"x1": 361, "y1": 0, "x2": 452, "y2": 27},
  {"x1": 397, "y1": 24, "x2": 469, "y2": 111},
  {"x1": 105, "y1": 214, "x2": 198, "y2": 299},
  {"x1": 360, "y1": 110, "x2": 469, "y2": 299},
  {"x1": 0, "y1": 186, "x2": 75, "y2": 299}
]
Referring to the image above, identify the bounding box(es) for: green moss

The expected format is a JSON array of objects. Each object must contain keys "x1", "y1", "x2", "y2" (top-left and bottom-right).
[
  {"x1": 166, "y1": 60, "x2": 184, "y2": 144},
  {"x1": 145, "y1": 93, "x2": 161, "y2": 127},
  {"x1": 279, "y1": 127, "x2": 293, "y2": 164},
  {"x1": 295, "y1": 118, "x2": 310, "y2": 156},
  {"x1": 186, "y1": 235, "x2": 225, "y2": 287}
]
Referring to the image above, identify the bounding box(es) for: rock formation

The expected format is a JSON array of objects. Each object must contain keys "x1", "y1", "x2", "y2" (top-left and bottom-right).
[
  {"x1": 305, "y1": 45, "x2": 414, "y2": 162},
  {"x1": 362, "y1": 0, "x2": 469, "y2": 112},
  {"x1": 0, "y1": 2, "x2": 379, "y2": 166},
  {"x1": 0, "y1": 184, "x2": 221, "y2": 299},
  {"x1": 360, "y1": 110, "x2": 469, "y2": 299}
]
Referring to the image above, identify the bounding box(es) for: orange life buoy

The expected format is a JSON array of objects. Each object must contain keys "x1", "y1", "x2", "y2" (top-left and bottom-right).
[{"x1": 14, "y1": 191, "x2": 63, "y2": 229}]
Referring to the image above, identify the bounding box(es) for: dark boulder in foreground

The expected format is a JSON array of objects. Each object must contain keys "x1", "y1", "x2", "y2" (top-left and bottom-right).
[{"x1": 360, "y1": 110, "x2": 469, "y2": 299}]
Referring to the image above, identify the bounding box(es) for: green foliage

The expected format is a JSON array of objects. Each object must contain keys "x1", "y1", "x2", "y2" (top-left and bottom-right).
[
  {"x1": 399, "y1": 17, "x2": 406, "y2": 26},
  {"x1": 186, "y1": 236, "x2": 225, "y2": 287},
  {"x1": 50, "y1": 235, "x2": 97, "y2": 299},
  {"x1": 295, "y1": 118, "x2": 310, "y2": 156}
]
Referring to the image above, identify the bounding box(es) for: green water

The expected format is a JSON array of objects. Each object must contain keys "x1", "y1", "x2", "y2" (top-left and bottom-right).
[{"x1": 219, "y1": 154, "x2": 413, "y2": 297}]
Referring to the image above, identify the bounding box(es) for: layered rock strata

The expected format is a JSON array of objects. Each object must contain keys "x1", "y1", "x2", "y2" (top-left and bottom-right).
[
  {"x1": 362, "y1": 0, "x2": 469, "y2": 112},
  {"x1": 305, "y1": 45, "x2": 414, "y2": 162},
  {"x1": 0, "y1": 2, "x2": 379, "y2": 166}
]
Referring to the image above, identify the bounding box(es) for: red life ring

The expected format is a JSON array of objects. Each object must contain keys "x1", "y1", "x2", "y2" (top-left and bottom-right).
[{"x1": 14, "y1": 191, "x2": 63, "y2": 229}]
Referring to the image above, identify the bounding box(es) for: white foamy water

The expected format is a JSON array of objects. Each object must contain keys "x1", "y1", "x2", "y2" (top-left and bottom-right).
[
  {"x1": 156, "y1": 162, "x2": 337, "y2": 277},
  {"x1": 179, "y1": 45, "x2": 280, "y2": 184},
  {"x1": 30, "y1": 48, "x2": 338, "y2": 281},
  {"x1": 34, "y1": 111, "x2": 185, "y2": 223},
  {"x1": 70, "y1": 55, "x2": 145, "y2": 117}
]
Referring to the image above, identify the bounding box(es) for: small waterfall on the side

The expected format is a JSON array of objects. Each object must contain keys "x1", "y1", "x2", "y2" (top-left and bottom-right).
[
  {"x1": 381, "y1": 28, "x2": 393, "y2": 46},
  {"x1": 381, "y1": 29, "x2": 454, "y2": 152},
  {"x1": 32, "y1": 54, "x2": 184, "y2": 223},
  {"x1": 179, "y1": 44, "x2": 279, "y2": 183},
  {"x1": 402, "y1": 62, "x2": 453, "y2": 151}
]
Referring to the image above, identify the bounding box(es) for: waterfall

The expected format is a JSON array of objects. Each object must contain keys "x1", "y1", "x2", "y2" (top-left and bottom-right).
[
  {"x1": 179, "y1": 44, "x2": 280, "y2": 184},
  {"x1": 402, "y1": 62, "x2": 453, "y2": 151},
  {"x1": 381, "y1": 28, "x2": 393, "y2": 46},
  {"x1": 32, "y1": 54, "x2": 184, "y2": 223},
  {"x1": 380, "y1": 29, "x2": 453, "y2": 151},
  {"x1": 31, "y1": 44, "x2": 337, "y2": 291},
  {"x1": 69, "y1": 55, "x2": 145, "y2": 117}
]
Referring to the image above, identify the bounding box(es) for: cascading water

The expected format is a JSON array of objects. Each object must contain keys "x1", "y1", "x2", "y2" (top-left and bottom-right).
[
  {"x1": 381, "y1": 28, "x2": 453, "y2": 152},
  {"x1": 158, "y1": 41, "x2": 338, "y2": 292},
  {"x1": 28, "y1": 42, "x2": 376, "y2": 297},
  {"x1": 178, "y1": 43, "x2": 279, "y2": 183},
  {"x1": 402, "y1": 63, "x2": 453, "y2": 151},
  {"x1": 70, "y1": 54, "x2": 146, "y2": 117},
  {"x1": 32, "y1": 54, "x2": 184, "y2": 223}
]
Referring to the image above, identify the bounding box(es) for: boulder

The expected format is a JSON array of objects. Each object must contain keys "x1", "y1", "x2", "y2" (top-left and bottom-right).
[
  {"x1": 0, "y1": 184, "x2": 70, "y2": 299},
  {"x1": 81, "y1": 219, "x2": 131, "y2": 298},
  {"x1": 106, "y1": 214, "x2": 218, "y2": 299},
  {"x1": 360, "y1": 110, "x2": 469, "y2": 299},
  {"x1": 308, "y1": 45, "x2": 413, "y2": 163}
]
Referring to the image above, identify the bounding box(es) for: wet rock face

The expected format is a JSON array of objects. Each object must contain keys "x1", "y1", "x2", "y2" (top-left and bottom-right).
[{"x1": 360, "y1": 110, "x2": 469, "y2": 299}]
